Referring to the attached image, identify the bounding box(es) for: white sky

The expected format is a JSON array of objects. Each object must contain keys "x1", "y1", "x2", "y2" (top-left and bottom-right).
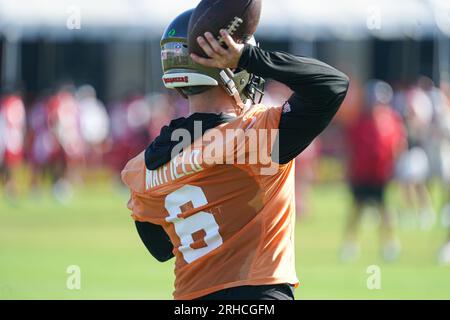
[{"x1": 0, "y1": 0, "x2": 446, "y2": 39}]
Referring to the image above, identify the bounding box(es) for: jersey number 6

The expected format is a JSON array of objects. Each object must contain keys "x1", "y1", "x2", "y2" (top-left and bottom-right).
[{"x1": 165, "y1": 185, "x2": 223, "y2": 263}]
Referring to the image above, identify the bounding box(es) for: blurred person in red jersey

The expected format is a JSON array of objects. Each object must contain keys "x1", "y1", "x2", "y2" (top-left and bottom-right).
[
  {"x1": 0, "y1": 90, "x2": 26, "y2": 200},
  {"x1": 40, "y1": 85, "x2": 85, "y2": 202},
  {"x1": 341, "y1": 80, "x2": 406, "y2": 263},
  {"x1": 0, "y1": 110, "x2": 5, "y2": 171},
  {"x1": 49, "y1": 85, "x2": 86, "y2": 162},
  {"x1": 27, "y1": 94, "x2": 67, "y2": 197}
]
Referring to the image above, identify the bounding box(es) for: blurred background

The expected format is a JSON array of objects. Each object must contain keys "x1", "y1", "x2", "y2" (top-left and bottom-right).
[{"x1": 1, "y1": 0, "x2": 450, "y2": 299}]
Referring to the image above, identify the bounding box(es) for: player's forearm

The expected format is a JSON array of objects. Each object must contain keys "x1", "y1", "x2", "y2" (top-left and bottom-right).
[
  {"x1": 238, "y1": 44, "x2": 349, "y2": 108},
  {"x1": 135, "y1": 221, "x2": 174, "y2": 262},
  {"x1": 238, "y1": 45, "x2": 349, "y2": 164}
]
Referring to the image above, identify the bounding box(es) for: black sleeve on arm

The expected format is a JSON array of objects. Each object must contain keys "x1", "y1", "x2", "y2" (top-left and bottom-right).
[
  {"x1": 238, "y1": 45, "x2": 349, "y2": 164},
  {"x1": 135, "y1": 221, "x2": 174, "y2": 262}
]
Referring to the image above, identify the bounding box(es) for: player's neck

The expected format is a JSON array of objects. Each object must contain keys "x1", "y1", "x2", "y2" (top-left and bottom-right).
[{"x1": 188, "y1": 87, "x2": 237, "y2": 117}]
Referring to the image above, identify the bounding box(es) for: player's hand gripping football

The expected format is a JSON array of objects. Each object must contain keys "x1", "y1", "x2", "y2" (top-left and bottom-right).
[{"x1": 190, "y1": 30, "x2": 245, "y2": 69}]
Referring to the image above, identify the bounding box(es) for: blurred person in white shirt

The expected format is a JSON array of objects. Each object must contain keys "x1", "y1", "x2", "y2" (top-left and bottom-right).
[
  {"x1": 436, "y1": 82, "x2": 450, "y2": 265},
  {"x1": 395, "y1": 85, "x2": 436, "y2": 230},
  {"x1": 76, "y1": 85, "x2": 110, "y2": 166}
]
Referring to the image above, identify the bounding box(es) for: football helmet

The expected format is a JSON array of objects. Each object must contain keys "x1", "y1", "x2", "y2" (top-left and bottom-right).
[{"x1": 160, "y1": 9, "x2": 265, "y2": 109}]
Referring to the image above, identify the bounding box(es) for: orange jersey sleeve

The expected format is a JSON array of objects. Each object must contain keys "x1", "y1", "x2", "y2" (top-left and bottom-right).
[{"x1": 122, "y1": 104, "x2": 299, "y2": 299}]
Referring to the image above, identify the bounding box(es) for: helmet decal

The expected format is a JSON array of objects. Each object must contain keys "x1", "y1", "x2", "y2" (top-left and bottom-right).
[
  {"x1": 168, "y1": 29, "x2": 176, "y2": 37},
  {"x1": 163, "y1": 76, "x2": 190, "y2": 85}
]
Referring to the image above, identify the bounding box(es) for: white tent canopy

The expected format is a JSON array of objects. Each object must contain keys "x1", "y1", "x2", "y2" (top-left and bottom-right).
[{"x1": 0, "y1": 0, "x2": 449, "y2": 40}]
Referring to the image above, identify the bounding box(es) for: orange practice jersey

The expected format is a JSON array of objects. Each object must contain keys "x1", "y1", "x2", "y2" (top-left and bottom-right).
[{"x1": 122, "y1": 104, "x2": 299, "y2": 300}]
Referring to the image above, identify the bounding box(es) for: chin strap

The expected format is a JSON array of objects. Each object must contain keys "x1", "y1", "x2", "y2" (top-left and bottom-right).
[{"x1": 220, "y1": 69, "x2": 245, "y2": 116}]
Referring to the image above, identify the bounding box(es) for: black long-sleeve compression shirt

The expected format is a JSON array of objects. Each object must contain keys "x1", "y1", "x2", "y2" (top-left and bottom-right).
[
  {"x1": 239, "y1": 44, "x2": 349, "y2": 164},
  {"x1": 136, "y1": 46, "x2": 349, "y2": 263},
  {"x1": 135, "y1": 221, "x2": 174, "y2": 262}
]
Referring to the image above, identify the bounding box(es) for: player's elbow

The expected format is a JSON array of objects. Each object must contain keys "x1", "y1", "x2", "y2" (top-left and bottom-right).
[
  {"x1": 307, "y1": 70, "x2": 349, "y2": 109},
  {"x1": 325, "y1": 71, "x2": 349, "y2": 111},
  {"x1": 341, "y1": 72, "x2": 350, "y2": 95},
  {"x1": 135, "y1": 221, "x2": 175, "y2": 263},
  {"x1": 145, "y1": 244, "x2": 175, "y2": 262},
  {"x1": 153, "y1": 252, "x2": 175, "y2": 263},
  {"x1": 332, "y1": 71, "x2": 350, "y2": 98}
]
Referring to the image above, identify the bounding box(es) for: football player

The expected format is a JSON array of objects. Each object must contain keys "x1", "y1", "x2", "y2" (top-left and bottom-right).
[
  {"x1": 122, "y1": 9, "x2": 349, "y2": 300},
  {"x1": 343, "y1": 81, "x2": 406, "y2": 262},
  {"x1": 0, "y1": 91, "x2": 26, "y2": 200}
]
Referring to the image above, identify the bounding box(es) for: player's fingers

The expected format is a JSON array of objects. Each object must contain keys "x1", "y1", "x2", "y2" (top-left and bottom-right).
[
  {"x1": 197, "y1": 36, "x2": 219, "y2": 59},
  {"x1": 204, "y1": 32, "x2": 228, "y2": 56},
  {"x1": 190, "y1": 53, "x2": 219, "y2": 68},
  {"x1": 220, "y1": 29, "x2": 238, "y2": 51}
]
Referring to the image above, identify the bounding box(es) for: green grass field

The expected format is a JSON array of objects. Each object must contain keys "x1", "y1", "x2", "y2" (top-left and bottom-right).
[{"x1": 1, "y1": 181, "x2": 449, "y2": 300}]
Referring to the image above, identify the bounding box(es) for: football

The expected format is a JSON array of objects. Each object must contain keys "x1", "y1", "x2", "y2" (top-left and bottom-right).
[{"x1": 188, "y1": 0, "x2": 262, "y2": 57}]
